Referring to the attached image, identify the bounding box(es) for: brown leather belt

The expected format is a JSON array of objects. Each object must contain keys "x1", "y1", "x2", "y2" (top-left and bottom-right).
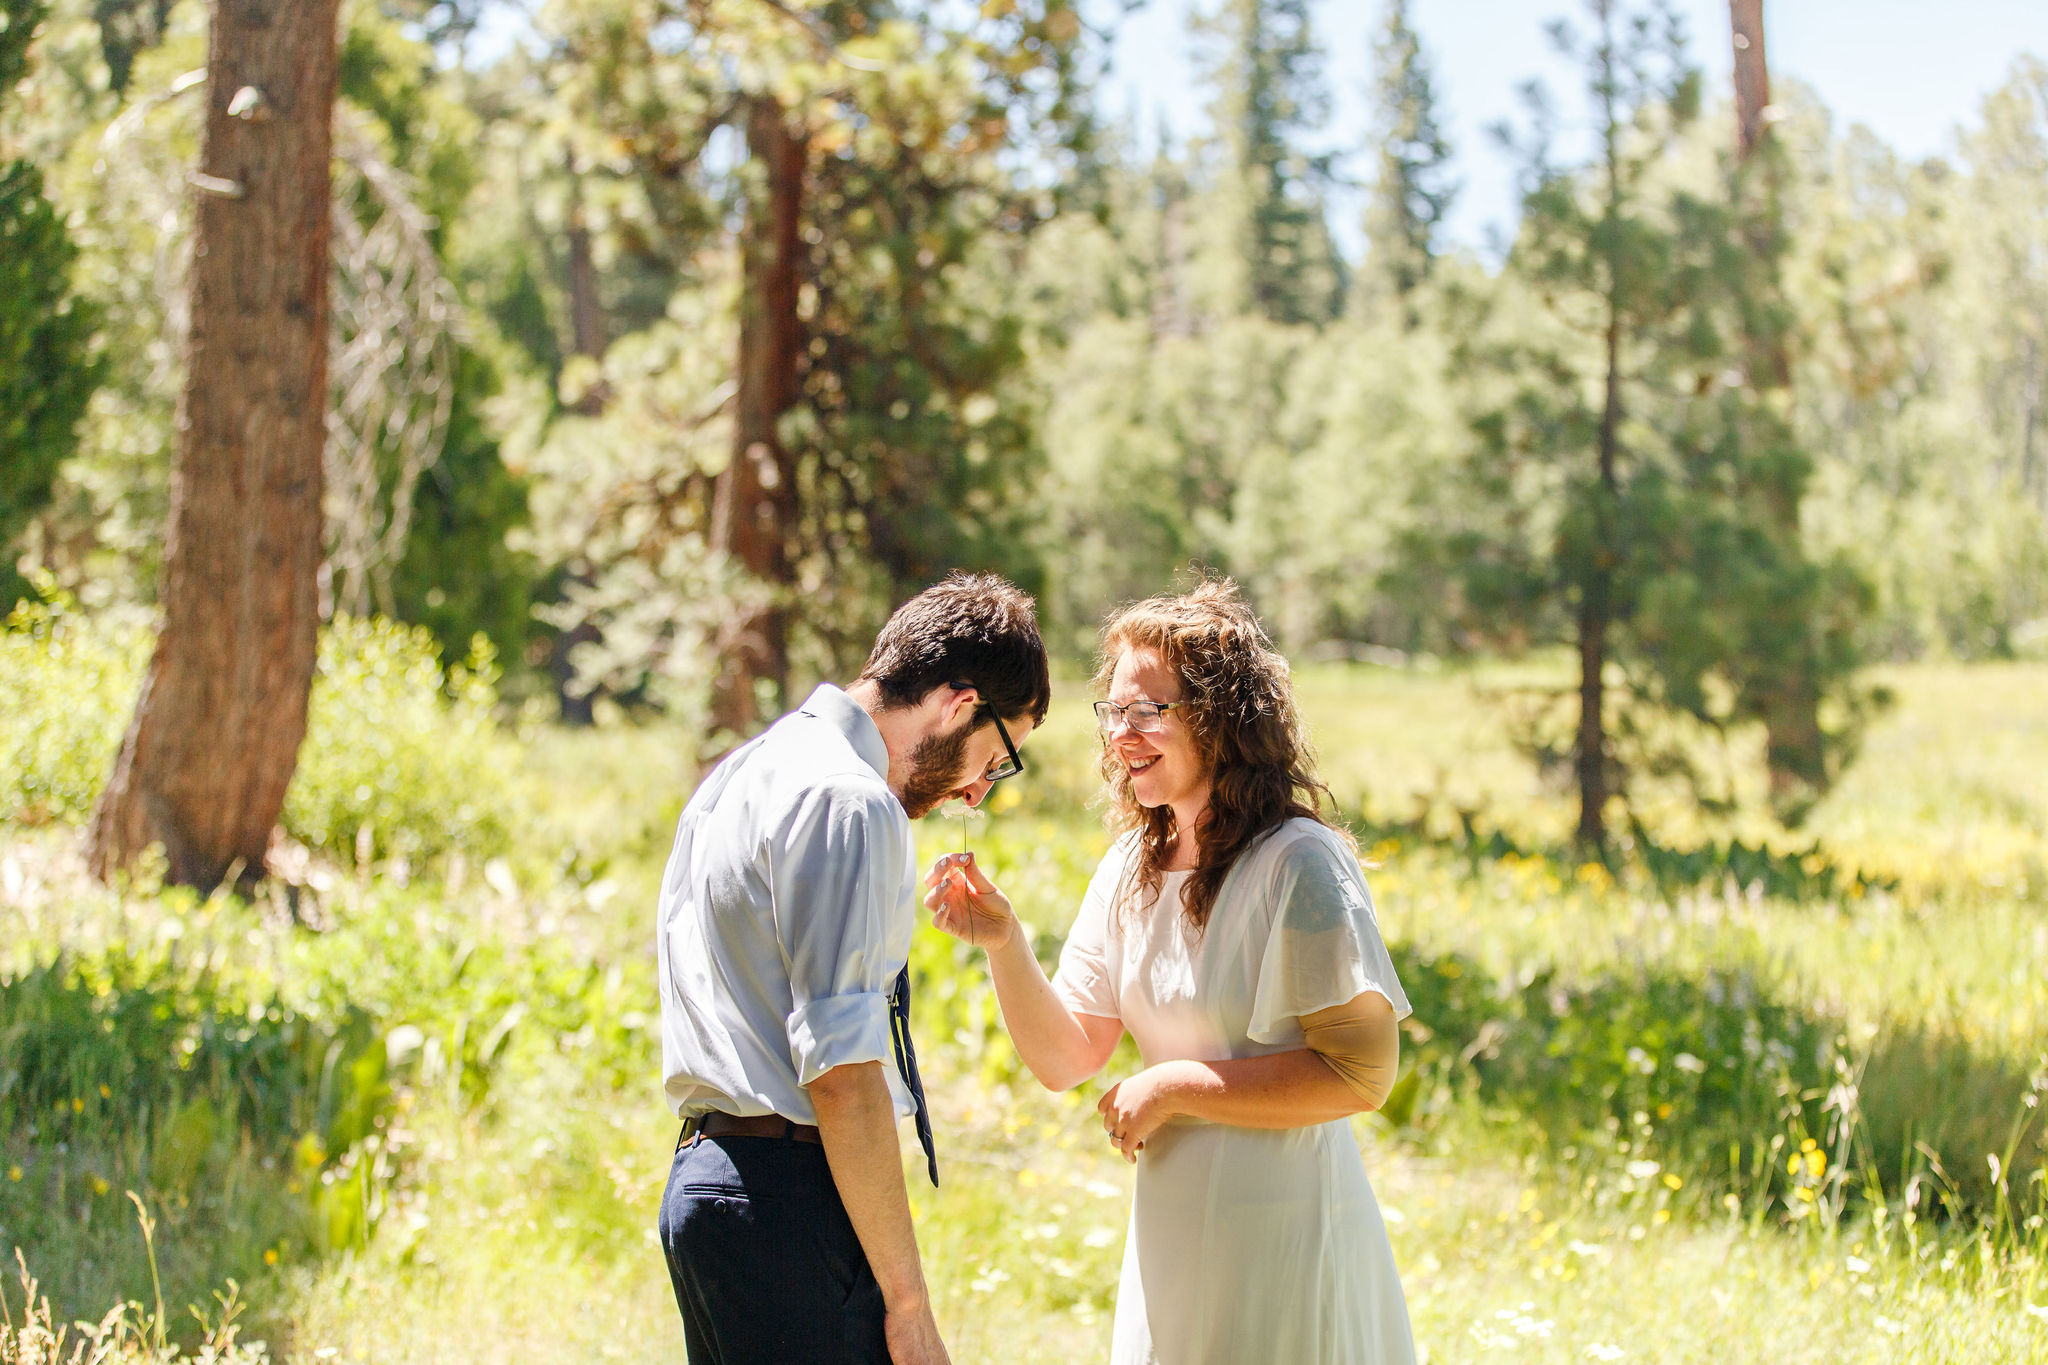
[{"x1": 690, "y1": 1112, "x2": 822, "y2": 1145}]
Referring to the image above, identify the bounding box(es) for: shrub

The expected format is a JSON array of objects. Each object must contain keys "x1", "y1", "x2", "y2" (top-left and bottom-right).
[
  {"x1": 0, "y1": 593, "x2": 146, "y2": 826},
  {"x1": 0, "y1": 941, "x2": 417, "y2": 1327},
  {"x1": 1392, "y1": 944, "x2": 2047, "y2": 1220},
  {"x1": 0, "y1": 601, "x2": 528, "y2": 867},
  {"x1": 285, "y1": 615, "x2": 526, "y2": 865}
]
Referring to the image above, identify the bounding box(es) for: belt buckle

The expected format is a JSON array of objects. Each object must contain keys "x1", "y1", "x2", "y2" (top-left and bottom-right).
[{"x1": 676, "y1": 1114, "x2": 704, "y2": 1151}]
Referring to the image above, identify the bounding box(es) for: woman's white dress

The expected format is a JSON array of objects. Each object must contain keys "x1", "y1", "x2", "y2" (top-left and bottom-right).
[{"x1": 1052, "y1": 818, "x2": 1416, "y2": 1365}]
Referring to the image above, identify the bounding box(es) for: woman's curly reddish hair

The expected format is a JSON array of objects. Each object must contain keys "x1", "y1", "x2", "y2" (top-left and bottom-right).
[{"x1": 1095, "y1": 577, "x2": 1337, "y2": 935}]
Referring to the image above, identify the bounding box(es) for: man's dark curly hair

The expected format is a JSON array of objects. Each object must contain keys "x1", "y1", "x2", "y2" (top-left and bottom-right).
[{"x1": 857, "y1": 572, "x2": 1052, "y2": 725}]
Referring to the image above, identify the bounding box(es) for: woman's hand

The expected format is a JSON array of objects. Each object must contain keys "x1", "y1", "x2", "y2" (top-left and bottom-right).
[
  {"x1": 1096, "y1": 1062, "x2": 1192, "y2": 1162},
  {"x1": 921, "y1": 851, "x2": 1018, "y2": 952}
]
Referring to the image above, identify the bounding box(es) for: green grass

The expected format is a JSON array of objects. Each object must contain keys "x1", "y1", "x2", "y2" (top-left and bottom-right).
[{"x1": 4, "y1": 656, "x2": 2047, "y2": 1363}]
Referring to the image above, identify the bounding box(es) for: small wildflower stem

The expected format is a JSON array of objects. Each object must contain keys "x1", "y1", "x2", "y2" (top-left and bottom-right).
[
  {"x1": 959, "y1": 808, "x2": 972, "y2": 949},
  {"x1": 127, "y1": 1190, "x2": 167, "y2": 1353}
]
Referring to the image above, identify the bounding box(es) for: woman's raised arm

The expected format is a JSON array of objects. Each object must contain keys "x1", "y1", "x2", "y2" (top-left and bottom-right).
[{"x1": 924, "y1": 851, "x2": 1123, "y2": 1091}]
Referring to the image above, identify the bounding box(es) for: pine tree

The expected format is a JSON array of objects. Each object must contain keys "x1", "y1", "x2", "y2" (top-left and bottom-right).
[
  {"x1": 1439, "y1": 0, "x2": 1867, "y2": 849},
  {"x1": 525, "y1": 0, "x2": 1090, "y2": 743},
  {"x1": 1192, "y1": 0, "x2": 1343, "y2": 325},
  {"x1": 1362, "y1": 0, "x2": 1454, "y2": 320},
  {"x1": 0, "y1": 0, "x2": 102, "y2": 608},
  {"x1": 89, "y1": 0, "x2": 175, "y2": 98}
]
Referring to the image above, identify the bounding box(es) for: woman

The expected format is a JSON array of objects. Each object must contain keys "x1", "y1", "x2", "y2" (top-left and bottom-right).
[{"x1": 923, "y1": 579, "x2": 1416, "y2": 1365}]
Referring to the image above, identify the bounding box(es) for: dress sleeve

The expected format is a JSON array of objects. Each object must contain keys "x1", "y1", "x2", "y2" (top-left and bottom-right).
[
  {"x1": 1051, "y1": 840, "x2": 1129, "y2": 1021},
  {"x1": 772, "y1": 778, "x2": 907, "y2": 1087},
  {"x1": 1246, "y1": 827, "x2": 1411, "y2": 1045},
  {"x1": 1301, "y1": 993, "x2": 1399, "y2": 1108}
]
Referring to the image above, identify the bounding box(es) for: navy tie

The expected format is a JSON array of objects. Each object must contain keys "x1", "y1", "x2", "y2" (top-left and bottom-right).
[{"x1": 889, "y1": 965, "x2": 938, "y2": 1187}]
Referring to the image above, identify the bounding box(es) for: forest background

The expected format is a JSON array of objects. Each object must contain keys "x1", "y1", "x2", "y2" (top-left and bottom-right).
[{"x1": 2, "y1": 0, "x2": 2047, "y2": 1361}]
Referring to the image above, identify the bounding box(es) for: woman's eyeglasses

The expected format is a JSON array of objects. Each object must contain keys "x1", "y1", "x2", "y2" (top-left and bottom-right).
[{"x1": 1093, "y1": 700, "x2": 1183, "y2": 735}]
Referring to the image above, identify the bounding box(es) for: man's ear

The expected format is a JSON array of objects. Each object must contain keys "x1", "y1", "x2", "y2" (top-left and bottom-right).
[{"x1": 940, "y1": 682, "x2": 981, "y2": 727}]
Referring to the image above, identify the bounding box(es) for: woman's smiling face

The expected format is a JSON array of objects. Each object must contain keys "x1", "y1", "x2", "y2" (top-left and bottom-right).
[{"x1": 1106, "y1": 647, "x2": 1210, "y2": 818}]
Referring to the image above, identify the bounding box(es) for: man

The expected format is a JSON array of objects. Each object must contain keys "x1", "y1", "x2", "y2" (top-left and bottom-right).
[{"x1": 656, "y1": 572, "x2": 1051, "y2": 1365}]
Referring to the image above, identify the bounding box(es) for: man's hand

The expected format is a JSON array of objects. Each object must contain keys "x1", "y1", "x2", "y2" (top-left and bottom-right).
[
  {"x1": 884, "y1": 1298, "x2": 952, "y2": 1365},
  {"x1": 809, "y1": 1062, "x2": 951, "y2": 1364}
]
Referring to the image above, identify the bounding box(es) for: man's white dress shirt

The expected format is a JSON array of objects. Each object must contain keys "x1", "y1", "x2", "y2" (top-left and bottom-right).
[{"x1": 658, "y1": 683, "x2": 917, "y2": 1124}]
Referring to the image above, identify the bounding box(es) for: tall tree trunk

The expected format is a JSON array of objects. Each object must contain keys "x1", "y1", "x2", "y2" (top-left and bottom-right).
[
  {"x1": 1578, "y1": 311, "x2": 1621, "y2": 852},
  {"x1": 1729, "y1": 0, "x2": 1772, "y2": 165},
  {"x1": 1576, "y1": 53, "x2": 1627, "y2": 855},
  {"x1": 707, "y1": 97, "x2": 804, "y2": 741},
  {"x1": 549, "y1": 169, "x2": 609, "y2": 723},
  {"x1": 1730, "y1": 0, "x2": 1822, "y2": 799},
  {"x1": 88, "y1": 0, "x2": 342, "y2": 891},
  {"x1": 565, "y1": 167, "x2": 608, "y2": 412}
]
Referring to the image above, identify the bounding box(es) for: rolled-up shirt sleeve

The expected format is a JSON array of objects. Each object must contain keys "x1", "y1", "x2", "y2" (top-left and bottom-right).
[{"x1": 771, "y1": 778, "x2": 908, "y2": 1088}]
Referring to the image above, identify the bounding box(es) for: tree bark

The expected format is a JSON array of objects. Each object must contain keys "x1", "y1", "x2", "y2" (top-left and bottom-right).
[
  {"x1": 1578, "y1": 310, "x2": 1621, "y2": 852},
  {"x1": 565, "y1": 167, "x2": 608, "y2": 414},
  {"x1": 1731, "y1": 0, "x2": 1822, "y2": 800},
  {"x1": 1729, "y1": 0, "x2": 1771, "y2": 163},
  {"x1": 549, "y1": 169, "x2": 609, "y2": 722},
  {"x1": 88, "y1": 0, "x2": 341, "y2": 891},
  {"x1": 707, "y1": 97, "x2": 804, "y2": 741},
  {"x1": 1573, "y1": 49, "x2": 1628, "y2": 855}
]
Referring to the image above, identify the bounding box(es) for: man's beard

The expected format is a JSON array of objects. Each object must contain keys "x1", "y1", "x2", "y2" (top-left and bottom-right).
[{"x1": 899, "y1": 719, "x2": 976, "y2": 820}]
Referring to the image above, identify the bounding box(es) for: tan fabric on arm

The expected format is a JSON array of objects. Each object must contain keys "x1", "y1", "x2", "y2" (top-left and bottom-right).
[{"x1": 1301, "y1": 990, "x2": 1400, "y2": 1109}]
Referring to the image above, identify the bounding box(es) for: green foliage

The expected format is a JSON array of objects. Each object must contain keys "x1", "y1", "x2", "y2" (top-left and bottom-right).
[
  {"x1": 286, "y1": 616, "x2": 524, "y2": 866},
  {"x1": 0, "y1": 0, "x2": 103, "y2": 609},
  {"x1": 386, "y1": 343, "x2": 538, "y2": 670},
  {"x1": 85, "y1": 0, "x2": 172, "y2": 98},
  {"x1": 0, "y1": 588, "x2": 145, "y2": 825},
  {"x1": 1789, "y1": 64, "x2": 2048, "y2": 661},
  {"x1": 336, "y1": 5, "x2": 536, "y2": 663},
  {"x1": 0, "y1": 939, "x2": 410, "y2": 1325},
  {"x1": 1393, "y1": 942, "x2": 2045, "y2": 1220},
  {"x1": 1423, "y1": 1, "x2": 1872, "y2": 839},
  {"x1": 505, "y1": 0, "x2": 1092, "y2": 705},
  {"x1": 1190, "y1": 0, "x2": 1345, "y2": 324},
  {"x1": 1362, "y1": 0, "x2": 1455, "y2": 313},
  {"x1": 0, "y1": 600, "x2": 527, "y2": 866},
  {"x1": 0, "y1": 949, "x2": 394, "y2": 1189}
]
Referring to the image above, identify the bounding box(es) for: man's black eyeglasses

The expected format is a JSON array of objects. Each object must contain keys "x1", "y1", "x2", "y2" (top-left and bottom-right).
[{"x1": 952, "y1": 683, "x2": 1024, "y2": 783}]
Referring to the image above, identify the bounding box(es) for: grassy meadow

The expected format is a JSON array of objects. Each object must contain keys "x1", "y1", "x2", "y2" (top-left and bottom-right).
[{"x1": 2, "y1": 621, "x2": 2045, "y2": 1363}]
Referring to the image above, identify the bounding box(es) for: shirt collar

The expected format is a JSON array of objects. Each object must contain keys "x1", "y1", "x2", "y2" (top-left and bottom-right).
[{"x1": 797, "y1": 683, "x2": 891, "y2": 783}]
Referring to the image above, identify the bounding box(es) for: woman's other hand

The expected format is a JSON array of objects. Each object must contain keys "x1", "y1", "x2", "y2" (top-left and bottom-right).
[
  {"x1": 1096, "y1": 1062, "x2": 1191, "y2": 1162},
  {"x1": 921, "y1": 851, "x2": 1018, "y2": 951}
]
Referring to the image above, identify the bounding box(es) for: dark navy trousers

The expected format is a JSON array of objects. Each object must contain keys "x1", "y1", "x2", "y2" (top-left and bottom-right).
[{"x1": 659, "y1": 1133, "x2": 889, "y2": 1364}]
